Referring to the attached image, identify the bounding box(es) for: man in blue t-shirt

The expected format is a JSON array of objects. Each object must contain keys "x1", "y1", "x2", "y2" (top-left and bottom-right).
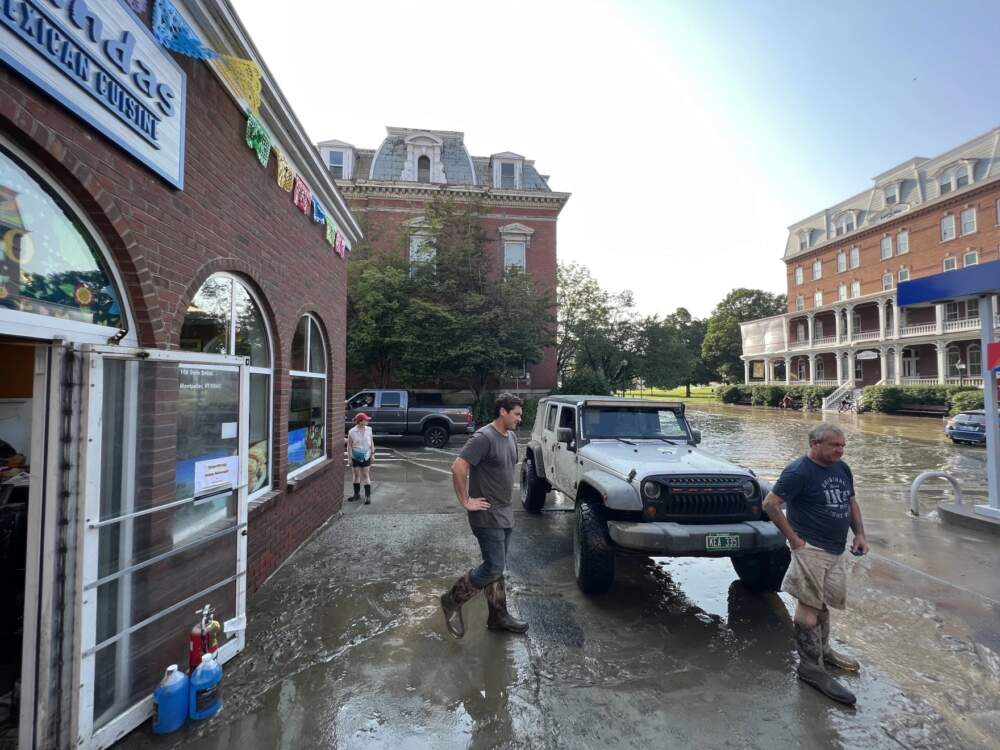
[{"x1": 763, "y1": 422, "x2": 869, "y2": 706}]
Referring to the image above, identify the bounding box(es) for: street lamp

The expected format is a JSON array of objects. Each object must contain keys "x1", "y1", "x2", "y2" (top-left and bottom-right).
[{"x1": 956, "y1": 360, "x2": 966, "y2": 387}]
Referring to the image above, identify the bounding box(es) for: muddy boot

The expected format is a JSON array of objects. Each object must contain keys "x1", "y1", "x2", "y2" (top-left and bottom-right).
[
  {"x1": 485, "y1": 577, "x2": 528, "y2": 634},
  {"x1": 440, "y1": 572, "x2": 481, "y2": 639},
  {"x1": 363, "y1": 484, "x2": 371, "y2": 505},
  {"x1": 349, "y1": 483, "x2": 360, "y2": 502},
  {"x1": 819, "y1": 608, "x2": 860, "y2": 672},
  {"x1": 794, "y1": 622, "x2": 856, "y2": 706}
]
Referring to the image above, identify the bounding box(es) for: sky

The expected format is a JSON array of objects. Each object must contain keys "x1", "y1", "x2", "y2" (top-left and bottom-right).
[{"x1": 231, "y1": 0, "x2": 1000, "y2": 319}]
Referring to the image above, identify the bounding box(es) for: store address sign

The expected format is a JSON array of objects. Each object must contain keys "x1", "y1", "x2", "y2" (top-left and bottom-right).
[{"x1": 0, "y1": 0, "x2": 186, "y2": 188}]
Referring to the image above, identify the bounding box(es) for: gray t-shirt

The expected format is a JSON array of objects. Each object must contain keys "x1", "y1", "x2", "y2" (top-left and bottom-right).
[
  {"x1": 772, "y1": 455, "x2": 855, "y2": 555},
  {"x1": 460, "y1": 424, "x2": 518, "y2": 529}
]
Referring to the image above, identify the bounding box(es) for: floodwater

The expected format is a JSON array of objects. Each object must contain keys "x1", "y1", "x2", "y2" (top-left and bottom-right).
[{"x1": 119, "y1": 406, "x2": 1000, "y2": 750}]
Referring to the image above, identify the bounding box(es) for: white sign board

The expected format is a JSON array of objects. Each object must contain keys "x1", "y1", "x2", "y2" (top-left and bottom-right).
[
  {"x1": 194, "y1": 455, "x2": 238, "y2": 495},
  {"x1": 856, "y1": 351, "x2": 879, "y2": 360},
  {"x1": 0, "y1": 0, "x2": 186, "y2": 188}
]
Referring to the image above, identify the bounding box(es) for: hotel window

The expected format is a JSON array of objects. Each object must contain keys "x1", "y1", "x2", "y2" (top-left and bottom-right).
[
  {"x1": 941, "y1": 214, "x2": 956, "y2": 241},
  {"x1": 898, "y1": 267, "x2": 910, "y2": 283},
  {"x1": 797, "y1": 322, "x2": 805, "y2": 341},
  {"x1": 943, "y1": 256, "x2": 957, "y2": 272},
  {"x1": 815, "y1": 320, "x2": 824, "y2": 338},
  {"x1": 812, "y1": 259, "x2": 822, "y2": 280},
  {"x1": 503, "y1": 240, "x2": 527, "y2": 270},
  {"x1": 964, "y1": 249, "x2": 979, "y2": 267},
  {"x1": 838, "y1": 283, "x2": 847, "y2": 301},
  {"x1": 882, "y1": 272, "x2": 893, "y2": 291},
  {"x1": 798, "y1": 234, "x2": 809, "y2": 251},
  {"x1": 969, "y1": 344, "x2": 982, "y2": 374},
  {"x1": 814, "y1": 290, "x2": 823, "y2": 307},
  {"x1": 417, "y1": 155, "x2": 431, "y2": 183},
  {"x1": 897, "y1": 230, "x2": 909, "y2": 254},
  {"x1": 288, "y1": 314, "x2": 328, "y2": 477},
  {"x1": 794, "y1": 266, "x2": 803, "y2": 285},
  {"x1": 939, "y1": 176, "x2": 952, "y2": 195},
  {"x1": 327, "y1": 150, "x2": 345, "y2": 179},
  {"x1": 849, "y1": 246, "x2": 860, "y2": 269},
  {"x1": 835, "y1": 215, "x2": 855, "y2": 237},
  {"x1": 850, "y1": 280, "x2": 861, "y2": 298},
  {"x1": 500, "y1": 162, "x2": 516, "y2": 189},
  {"x1": 880, "y1": 236, "x2": 892, "y2": 260},
  {"x1": 884, "y1": 185, "x2": 898, "y2": 205},
  {"x1": 956, "y1": 164, "x2": 970, "y2": 189},
  {"x1": 961, "y1": 207, "x2": 977, "y2": 235},
  {"x1": 837, "y1": 251, "x2": 846, "y2": 273},
  {"x1": 795, "y1": 295, "x2": 804, "y2": 312}
]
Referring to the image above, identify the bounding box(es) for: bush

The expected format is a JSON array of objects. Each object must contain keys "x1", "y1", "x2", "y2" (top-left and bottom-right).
[
  {"x1": 556, "y1": 369, "x2": 612, "y2": 396},
  {"x1": 520, "y1": 397, "x2": 539, "y2": 430},
  {"x1": 715, "y1": 384, "x2": 833, "y2": 409},
  {"x1": 860, "y1": 384, "x2": 985, "y2": 413},
  {"x1": 949, "y1": 390, "x2": 985, "y2": 415}
]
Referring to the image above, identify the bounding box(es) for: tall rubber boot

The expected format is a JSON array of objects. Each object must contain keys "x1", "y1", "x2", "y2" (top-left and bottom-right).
[
  {"x1": 349, "y1": 483, "x2": 360, "y2": 502},
  {"x1": 794, "y1": 622, "x2": 856, "y2": 706},
  {"x1": 819, "y1": 608, "x2": 860, "y2": 672},
  {"x1": 440, "y1": 572, "x2": 481, "y2": 638},
  {"x1": 363, "y1": 484, "x2": 371, "y2": 505},
  {"x1": 485, "y1": 577, "x2": 528, "y2": 634}
]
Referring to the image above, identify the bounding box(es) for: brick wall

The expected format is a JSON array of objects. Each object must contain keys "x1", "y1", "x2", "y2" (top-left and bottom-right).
[
  {"x1": 785, "y1": 182, "x2": 1000, "y2": 312},
  {"x1": 0, "y1": 36, "x2": 346, "y2": 593}
]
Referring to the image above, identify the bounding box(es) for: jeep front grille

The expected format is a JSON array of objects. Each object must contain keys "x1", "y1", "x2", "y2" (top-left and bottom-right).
[{"x1": 644, "y1": 475, "x2": 754, "y2": 523}]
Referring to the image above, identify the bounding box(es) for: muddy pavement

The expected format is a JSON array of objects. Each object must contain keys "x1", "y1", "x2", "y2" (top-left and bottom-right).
[{"x1": 121, "y1": 409, "x2": 1000, "y2": 749}]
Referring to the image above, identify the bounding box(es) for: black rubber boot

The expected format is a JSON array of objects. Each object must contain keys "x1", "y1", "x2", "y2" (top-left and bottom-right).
[
  {"x1": 363, "y1": 484, "x2": 371, "y2": 505},
  {"x1": 795, "y1": 622, "x2": 856, "y2": 706},
  {"x1": 819, "y1": 607, "x2": 860, "y2": 672},
  {"x1": 485, "y1": 577, "x2": 528, "y2": 634},
  {"x1": 349, "y1": 483, "x2": 360, "y2": 502},
  {"x1": 440, "y1": 572, "x2": 481, "y2": 638}
]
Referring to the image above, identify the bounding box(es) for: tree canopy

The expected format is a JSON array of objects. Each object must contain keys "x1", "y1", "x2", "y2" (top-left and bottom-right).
[{"x1": 701, "y1": 288, "x2": 786, "y2": 383}]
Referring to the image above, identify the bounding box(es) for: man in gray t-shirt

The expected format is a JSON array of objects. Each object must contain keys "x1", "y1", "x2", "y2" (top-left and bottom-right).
[{"x1": 440, "y1": 393, "x2": 529, "y2": 639}]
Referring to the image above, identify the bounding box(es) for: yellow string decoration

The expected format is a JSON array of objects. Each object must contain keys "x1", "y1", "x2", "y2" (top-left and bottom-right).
[
  {"x1": 274, "y1": 147, "x2": 294, "y2": 192},
  {"x1": 220, "y1": 54, "x2": 262, "y2": 113}
]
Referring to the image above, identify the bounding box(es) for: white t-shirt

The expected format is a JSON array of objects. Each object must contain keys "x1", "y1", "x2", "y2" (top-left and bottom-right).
[{"x1": 349, "y1": 425, "x2": 373, "y2": 457}]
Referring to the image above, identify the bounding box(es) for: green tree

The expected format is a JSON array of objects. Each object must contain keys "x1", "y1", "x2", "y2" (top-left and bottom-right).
[
  {"x1": 701, "y1": 288, "x2": 786, "y2": 383},
  {"x1": 636, "y1": 315, "x2": 690, "y2": 391}
]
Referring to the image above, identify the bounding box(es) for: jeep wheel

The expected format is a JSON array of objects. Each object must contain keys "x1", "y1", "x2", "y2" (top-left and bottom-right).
[
  {"x1": 521, "y1": 456, "x2": 547, "y2": 513},
  {"x1": 574, "y1": 502, "x2": 615, "y2": 594},
  {"x1": 730, "y1": 546, "x2": 791, "y2": 592},
  {"x1": 422, "y1": 423, "x2": 449, "y2": 448}
]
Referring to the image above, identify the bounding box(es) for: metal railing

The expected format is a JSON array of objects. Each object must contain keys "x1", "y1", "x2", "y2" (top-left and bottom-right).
[{"x1": 910, "y1": 471, "x2": 963, "y2": 516}]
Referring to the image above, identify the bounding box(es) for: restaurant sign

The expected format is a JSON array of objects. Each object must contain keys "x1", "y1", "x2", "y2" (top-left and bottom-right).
[{"x1": 0, "y1": 0, "x2": 186, "y2": 188}]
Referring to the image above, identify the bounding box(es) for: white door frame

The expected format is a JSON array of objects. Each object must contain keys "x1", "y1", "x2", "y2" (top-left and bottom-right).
[{"x1": 75, "y1": 345, "x2": 249, "y2": 750}]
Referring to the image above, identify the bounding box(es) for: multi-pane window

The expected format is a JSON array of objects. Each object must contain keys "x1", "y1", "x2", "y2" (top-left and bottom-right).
[
  {"x1": 288, "y1": 315, "x2": 328, "y2": 476},
  {"x1": 797, "y1": 322, "x2": 806, "y2": 341},
  {"x1": 943, "y1": 256, "x2": 957, "y2": 271},
  {"x1": 898, "y1": 267, "x2": 910, "y2": 283},
  {"x1": 897, "y1": 230, "x2": 909, "y2": 254},
  {"x1": 884, "y1": 186, "x2": 898, "y2": 205},
  {"x1": 814, "y1": 290, "x2": 823, "y2": 307},
  {"x1": 812, "y1": 259, "x2": 822, "y2": 280},
  {"x1": 882, "y1": 273, "x2": 893, "y2": 291},
  {"x1": 939, "y1": 177, "x2": 953, "y2": 195},
  {"x1": 964, "y1": 249, "x2": 979, "y2": 267},
  {"x1": 500, "y1": 162, "x2": 516, "y2": 189},
  {"x1": 327, "y1": 150, "x2": 344, "y2": 179},
  {"x1": 880, "y1": 236, "x2": 892, "y2": 259},
  {"x1": 969, "y1": 344, "x2": 982, "y2": 374},
  {"x1": 850, "y1": 280, "x2": 861, "y2": 298},
  {"x1": 417, "y1": 155, "x2": 431, "y2": 183},
  {"x1": 795, "y1": 295, "x2": 804, "y2": 312},
  {"x1": 795, "y1": 266, "x2": 803, "y2": 285},
  {"x1": 946, "y1": 300, "x2": 978, "y2": 321},
  {"x1": 941, "y1": 215, "x2": 956, "y2": 241},
  {"x1": 837, "y1": 251, "x2": 847, "y2": 273},
  {"x1": 956, "y1": 165, "x2": 970, "y2": 189},
  {"x1": 849, "y1": 247, "x2": 860, "y2": 269},
  {"x1": 815, "y1": 320, "x2": 824, "y2": 338},
  {"x1": 961, "y1": 207, "x2": 977, "y2": 235},
  {"x1": 838, "y1": 283, "x2": 847, "y2": 301},
  {"x1": 503, "y1": 240, "x2": 527, "y2": 270},
  {"x1": 798, "y1": 235, "x2": 808, "y2": 251}
]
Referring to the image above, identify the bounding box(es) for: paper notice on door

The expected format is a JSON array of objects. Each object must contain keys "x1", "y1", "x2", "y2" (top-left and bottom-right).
[
  {"x1": 194, "y1": 456, "x2": 239, "y2": 495},
  {"x1": 221, "y1": 422, "x2": 238, "y2": 440}
]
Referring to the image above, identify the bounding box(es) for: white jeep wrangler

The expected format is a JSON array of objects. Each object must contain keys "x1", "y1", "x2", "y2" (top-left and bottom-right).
[{"x1": 522, "y1": 396, "x2": 790, "y2": 594}]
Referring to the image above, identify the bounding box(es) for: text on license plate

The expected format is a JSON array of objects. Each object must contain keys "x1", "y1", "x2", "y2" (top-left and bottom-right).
[{"x1": 705, "y1": 533, "x2": 740, "y2": 551}]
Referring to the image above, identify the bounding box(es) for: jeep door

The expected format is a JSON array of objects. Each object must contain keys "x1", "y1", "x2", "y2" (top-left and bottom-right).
[{"x1": 553, "y1": 405, "x2": 579, "y2": 494}]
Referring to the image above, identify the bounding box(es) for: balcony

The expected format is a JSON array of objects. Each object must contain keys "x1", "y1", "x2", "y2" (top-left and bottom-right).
[
  {"x1": 901, "y1": 377, "x2": 939, "y2": 385},
  {"x1": 852, "y1": 329, "x2": 880, "y2": 342},
  {"x1": 813, "y1": 335, "x2": 837, "y2": 347},
  {"x1": 789, "y1": 340, "x2": 810, "y2": 351},
  {"x1": 944, "y1": 317, "x2": 980, "y2": 333},
  {"x1": 899, "y1": 323, "x2": 936, "y2": 337},
  {"x1": 945, "y1": 376, "x2": 985, "y2": 387}
]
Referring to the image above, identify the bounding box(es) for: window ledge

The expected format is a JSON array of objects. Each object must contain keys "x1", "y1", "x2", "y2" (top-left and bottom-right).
[
  {"x1": 286, "y1": 458, "x2": 336, "y2": 493},
  {"x1": 248, "y1": 489, "x2": 281, "y2": 514}
]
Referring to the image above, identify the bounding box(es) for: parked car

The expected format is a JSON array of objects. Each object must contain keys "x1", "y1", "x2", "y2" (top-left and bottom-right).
[
  {"x1": 944, "y1": 409, "x2": 990, "y2": 445},
  {"x1": 522, "y1": 395, "x2": 790, "y2": 594},
  {"x1": 345, "y1": 389, "x2": 474, "y2": 447}
]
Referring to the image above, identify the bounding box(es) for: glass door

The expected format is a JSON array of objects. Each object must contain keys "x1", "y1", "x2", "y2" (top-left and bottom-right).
[{"x1": 76, "y1": 347, "x2": 248, "y2": 749}]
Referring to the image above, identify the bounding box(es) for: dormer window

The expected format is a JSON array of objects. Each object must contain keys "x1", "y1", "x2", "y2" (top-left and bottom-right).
[
  {"x1": 957, "y1": 165, "x2": 970, "y2": 188},
  {"x1": 884, "y1": 184, "x2": 899, "y2": 205},
  {"x1": 417, "y1": 155, "x2": 431, "y2": 183},
  {"x1": 834, "y1": 213, "x2": 856, "y2": 237},
  {"x1": 797, "y1": 230, "x2": 810, "y2": 251},
  {"x1": 491, "y1": 153, "x2": 524, "y2": 189},
  {"x1": 319, "y1": 143, "x2": 354, "y2": 179},
  {"x1": 937, "y1": 161, "x2": 975, "y2": 196},
  {"x1": 500, "y1": 162, "x2": 516, "y2": 189},
  {"x1": 327, "y1": 150, "x2": 345, "y2": 179}
]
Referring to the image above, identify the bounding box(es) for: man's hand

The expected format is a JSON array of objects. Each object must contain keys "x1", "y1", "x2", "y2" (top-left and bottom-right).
[
  {"x1": 462, "y1": 496, "x2": 490, "y2": 512},
  {"x1": 851, "y1": 533, "x2": 869, "y2": 555},
  {"x1": 789, "y1": 535, "x2": 807, "y2": 551}
]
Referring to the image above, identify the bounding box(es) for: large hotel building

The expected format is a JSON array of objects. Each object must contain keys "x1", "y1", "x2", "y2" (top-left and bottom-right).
[{"x1": 740, "y1": 126, "x2": 1000, "y2": 392}]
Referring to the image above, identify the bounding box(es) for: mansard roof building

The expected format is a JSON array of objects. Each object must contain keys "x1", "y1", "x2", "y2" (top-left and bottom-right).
[{"x1": 741, "y1": 125, "x2": 1000, "y2": 396}]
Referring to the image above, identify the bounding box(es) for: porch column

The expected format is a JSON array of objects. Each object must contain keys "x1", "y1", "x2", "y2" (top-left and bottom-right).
[
  {"x1": 878, "y1": 300, "x2": 886, "y2": 341},
  {"x1": 879, "y1": 346, "x2": 888, "y2": 383},
  {"x1": 807, "y1": 314, "x2": 815, "y2": 347},
  {"x1": 935, "y1": 304, "x2": 945, "y2": 335},
  {"x1": 835, "y1": 352, "x2": 843, "y2": 383},
  {"x1": 834, "y1": 308, "x2": 843, "y2": 342},
  {"x1": 847, "y1": 350, "x2": 856, "y2": 383},
  {"x1": 744, "y1": 359, "x2": 750, "y2": 384},
  {"x1": 783, "y1": 318, "x2": 789, "y2": 350},
  {"x1": 847, "y1": 305, "x2": 855, "y2": 345},
  {"x1": 935, "y1": 341, "x2": 946, "y2": 384},
  {"x1": 808, "y1": 354, "x2": 816, "y2": 384},
  {"x1": 764, "y1": 357, "x2": 771, "y2": 384},
  {"x1": 894, "y1": 347, "x2": 903, "y2": 385},
  {"x1": 785, "y1": 356, "x2": 791, "y2": 385},
  {"x1": 892, "y1": 300, "x2": 900, "y2": 338}
]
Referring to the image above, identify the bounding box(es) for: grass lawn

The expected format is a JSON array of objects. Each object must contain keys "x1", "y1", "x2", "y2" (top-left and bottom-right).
[{"x1": 623, "y1": 386, "x2": 718, "y2": 401}]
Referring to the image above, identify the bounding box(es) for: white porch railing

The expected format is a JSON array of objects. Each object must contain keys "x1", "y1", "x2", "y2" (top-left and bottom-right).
[
  {"x1": 813, "y1": 336, "x2": 837, "y2": 346},
  {"x1": 944, "y1": 318, "x2": 980, "y2": 332},
  {"x1": 813, "y1": 379, "x2": 840, "y2": 386},
  {"x1": 853, "y1": 330, "x2": 880, "y2": 342},
  {"x1": 944, "y1": 377, "x2": 984, "y2": 386},
  {"x1": 900, "y1": 323, "x2": 937, "y2": 337},
  {"x1": 789, "y1": 341, "x2": 810, "y2": 351},
  {"x1": 821, "y1": 381, "x2": 855, "y2": 411},
  {"x1": 901, "y1": 377, "x2": 939, "y2": 385}
]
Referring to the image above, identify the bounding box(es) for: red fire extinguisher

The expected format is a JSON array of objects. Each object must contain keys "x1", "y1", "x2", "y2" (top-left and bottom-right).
[{"x1": 189, "y1": 604, "x2": 221, "y2": 671}]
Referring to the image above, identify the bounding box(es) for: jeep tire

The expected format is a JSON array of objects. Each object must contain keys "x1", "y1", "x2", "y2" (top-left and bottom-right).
[
  {"x1": 422, "y1": 423, "x2": 449, "y2": 448},
  {"x1": 730, "y1": 546, "x2": 791, "y2": 592},
  {"x1": 521, "y1": 456, "x2": 547, "y2": 513},
  {"x1": 574, "y1": 502, "x2": 615, "y2": 594}
]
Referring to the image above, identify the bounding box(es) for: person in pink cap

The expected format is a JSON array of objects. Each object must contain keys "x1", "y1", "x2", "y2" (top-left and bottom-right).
[{"x1": 347, "y1": 412, "x2": 375, "y2": 503}]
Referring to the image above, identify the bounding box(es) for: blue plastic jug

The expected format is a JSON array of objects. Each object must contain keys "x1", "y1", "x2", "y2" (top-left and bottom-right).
[
  {"x1": 152, "y1": 664, "x2": 188, "y2": 734},
  {"x1": 189, "y1": 652, "x2": 223, "y2": 721}
]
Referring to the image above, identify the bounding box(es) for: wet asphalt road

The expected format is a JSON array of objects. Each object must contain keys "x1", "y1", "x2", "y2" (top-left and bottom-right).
[{"x1": 120, "y1": 405, "x2": 1000, "y2": 750}]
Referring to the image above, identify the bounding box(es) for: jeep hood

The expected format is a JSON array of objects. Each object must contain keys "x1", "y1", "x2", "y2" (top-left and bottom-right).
[{"x1": 579, "y1": 441, "x2": 751, "y2": 480}]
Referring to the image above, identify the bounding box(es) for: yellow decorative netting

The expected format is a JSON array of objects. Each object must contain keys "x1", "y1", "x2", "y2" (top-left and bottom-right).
[
  {"x1": 220, "y1": 54, "x2": 262, "y2": 113},
  {"x1": 274, "y1": 147, "x2": 295, "y2": 192}
]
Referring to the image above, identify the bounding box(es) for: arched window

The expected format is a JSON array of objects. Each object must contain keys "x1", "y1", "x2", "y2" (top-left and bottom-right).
[
  {"x1": 180, "y1": 273, "x2": 273, "y2": 498},
  {"x1": 946, "y1": 346, "x2": 962, "y2": 378},
  {"x1": 417, "y1": 155, "x2": 431, "y2": 183},
  {"x1": 288, "y1": 314, "x2": 327, "y2": 476}
]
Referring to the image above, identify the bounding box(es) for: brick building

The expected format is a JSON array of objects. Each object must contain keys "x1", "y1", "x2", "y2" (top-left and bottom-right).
[
  {"x1": 0, "y1": 1, "x2": 360, "y2": 746},
  {"x1": 318, "y1": 127, "x2": 570, "y2": 396},
  {"x1": 740, "y1": 125, "x2": 1000, "y2": 396}
]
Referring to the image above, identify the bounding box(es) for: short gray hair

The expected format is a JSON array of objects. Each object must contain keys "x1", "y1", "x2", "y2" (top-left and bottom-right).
[{"x1": 808, "y1": 422, "x2": 845, "y2": 445}]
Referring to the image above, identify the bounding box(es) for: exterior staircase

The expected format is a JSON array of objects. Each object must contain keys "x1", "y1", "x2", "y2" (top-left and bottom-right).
[{"x1": 822, "y1": 381, "x2": 857, "y2": 412}]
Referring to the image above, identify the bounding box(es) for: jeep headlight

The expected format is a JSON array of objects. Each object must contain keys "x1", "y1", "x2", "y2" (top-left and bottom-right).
[
  {"x1": 642, "y1": 480, "x2": 662, "y2": 500},
  {"x1": 740, "y1": 480, "x2": 756, "y2": 499}
]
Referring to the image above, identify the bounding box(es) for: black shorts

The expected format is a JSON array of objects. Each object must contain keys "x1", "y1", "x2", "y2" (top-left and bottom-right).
[{"x1": 351, "y1": 457, "x2": 371, "y2": 468}]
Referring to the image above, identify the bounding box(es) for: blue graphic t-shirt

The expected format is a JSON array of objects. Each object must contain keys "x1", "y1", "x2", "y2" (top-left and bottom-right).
[{"x1": 771, "y1": 455, "x2": 854, "y2": 555}]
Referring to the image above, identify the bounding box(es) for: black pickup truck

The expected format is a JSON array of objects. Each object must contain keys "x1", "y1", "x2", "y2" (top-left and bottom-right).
[{"x1": 345, "y1": 389, "x2": 475, "y2": 447}]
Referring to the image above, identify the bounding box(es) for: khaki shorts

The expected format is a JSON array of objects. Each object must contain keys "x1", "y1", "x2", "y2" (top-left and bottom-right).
[{"x1": 781, "y1": 543, "x2": 848, "y2": 610}]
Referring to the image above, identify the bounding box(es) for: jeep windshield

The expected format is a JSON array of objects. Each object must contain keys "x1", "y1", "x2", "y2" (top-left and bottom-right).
[{"x1": 582, "y1": 407, "x2": 689, "y2": 440}]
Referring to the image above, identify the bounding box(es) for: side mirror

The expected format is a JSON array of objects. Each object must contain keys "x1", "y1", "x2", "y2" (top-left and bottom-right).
[
  {"x1": 690, "y1": 429, "x2": 701, "y2": 445},
  {"x1": 556, "y1": 427, "x2": 574, "y2": 445}
]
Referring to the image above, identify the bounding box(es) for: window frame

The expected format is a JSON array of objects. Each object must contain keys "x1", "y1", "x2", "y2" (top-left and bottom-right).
[
  {"x1": 503, "y1": 239, "x2": 527, "y2": 271},
  {"x1": 897, "y1": 230, "x2": 909, "y2": 255},
  {"x1": 941, "y1": 214, "x2": 956, "y2": 242},
  {"x1": 838, "y1": 283, "x2": 847, "y2": 301},
  {"x1": 850, "y1": 280, "x2": 861, "y2": 298},
  {"x1": 961, "y1": 207, "x2": 977, "y2": 236},
  {"x1": 943, "y1": 256, "x2": 957, "y2": 272},
  {"x1": 288, "y1": 313, "x2": 328, "y2": 479},
  {"x1": 849, "y1": 246, "x2": 860, "y2": 269},
  {"x1": 811, "y1": 259, "x2": 822, "y2": 281},
  {"x1": 416, "y1": 154, "x2": 431, "y2": 183},
  {"x1": 813, "y1": 290, "x2": 823, "y2": 308},
  {"x1": 882, "y1": 272, "x2": 893, "y2": 291},
  {"x1": 880, "y1": 236, "x2": 892, "y2": 260},
  {"x1": 794, "y1": 295, "x2": 804, "y2": 312},
  {"x1": 898, "y1": 267, "x2": 910, "y2": 283},
  {"x1": 963, "y1": 249, "x2": 979, "y2": 267},
  {"x1": 794, "y1": 266, "x2": 803, "y2": 286},
  {"x1": 326, "y1": 149, "x2": 346, "y2": 180},
  {"x1": 837, "y1": 251, "x2": 847, "y2": 273}
]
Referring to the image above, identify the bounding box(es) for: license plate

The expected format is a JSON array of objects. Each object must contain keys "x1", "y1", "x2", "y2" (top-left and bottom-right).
[{"x1": 705, "y1": 533, "x2": 740, "y2": 552}]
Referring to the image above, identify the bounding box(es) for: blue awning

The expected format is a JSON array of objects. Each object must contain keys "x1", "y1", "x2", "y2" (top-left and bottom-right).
[{"x1": 897, "y1": 259, "x2": 1000, "y2": 307}]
